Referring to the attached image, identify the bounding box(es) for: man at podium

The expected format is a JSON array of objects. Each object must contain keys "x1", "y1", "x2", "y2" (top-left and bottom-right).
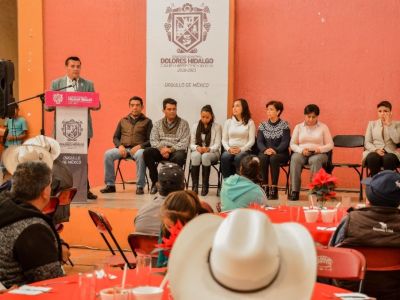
[{"x1": 46, "y1": 56, "x2": 101, "y2": 200}]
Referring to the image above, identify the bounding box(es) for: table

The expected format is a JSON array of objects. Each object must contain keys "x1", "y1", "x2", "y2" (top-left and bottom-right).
[
  {"x1": 221, "y1": 206, "x2": 347, "y2": 245},
  {"x1": 0, "y1": 269, "x2": 351, "y2": 300}
]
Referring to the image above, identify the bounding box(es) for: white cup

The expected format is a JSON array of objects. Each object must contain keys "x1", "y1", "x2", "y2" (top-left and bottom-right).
[
  {"x1": 131, "y1": 286, "x2": 163, "y2": 300},
  {"x1": 321, "y1": 209, "x2": 336, "y2": 223},
  {"x1": 304, "y1": 209, "x2": 319, "y2": 223}
]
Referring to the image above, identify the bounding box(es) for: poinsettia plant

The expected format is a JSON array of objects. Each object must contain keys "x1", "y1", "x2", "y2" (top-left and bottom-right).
[
  {"x1": 155, "y1": 220, "x2": 184, "y2": 258},
  {"x1": 308, "y1": 168, "x2": 338, "y2": 208}
]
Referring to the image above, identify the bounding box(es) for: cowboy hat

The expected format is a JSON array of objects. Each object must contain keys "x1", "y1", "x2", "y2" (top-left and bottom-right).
[
  {"x1": 2, "y1": 145, "x2": 53, "y2": 175},
  {"x1": 23, "y1": 135, "x2": 61, "y2": 160},
  {"x1": 168, "y1": 209, "x2": 317, "y2": 300}
]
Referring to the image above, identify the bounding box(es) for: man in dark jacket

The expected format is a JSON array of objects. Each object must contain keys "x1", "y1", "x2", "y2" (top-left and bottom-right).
[
  {"x1": 0, "y1": 161, "x2": 64, "y2": 288},
  {"x1": 100, "y1": 96, "x2": 152, "y2": 195},
  {"x1": 330, "y1": 170, "x2": 400, "y2": 300}
]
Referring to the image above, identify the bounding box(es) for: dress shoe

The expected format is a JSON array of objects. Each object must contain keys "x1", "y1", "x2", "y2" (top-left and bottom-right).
[
  {"x1": 87, "y1": 191, "x2": 98, "y2": 200},
  {"x1": 289, "y1": 191, "x2": 299, "y2": 201},
  {"x1": 269, "y1": 186, "x2": 279, "y2": 200},
  {"x1": 150, "y1": 184, "x2": 158, "y2": 195},
  {"x1": 100, "y1": 185, "x2": 116, "y2": 193},
  {"x1": 136, "y1": 187, "x2": 144, "y2": 195}
]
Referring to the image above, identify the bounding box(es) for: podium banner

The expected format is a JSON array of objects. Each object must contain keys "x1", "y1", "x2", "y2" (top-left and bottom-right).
[
  {"x1": 146, "y1": 0, "x2": 231, "y2": 125},
  {"x1": 45, "y1": 91, "x2": 99, "y2": 108},
  {"x1": 55, "y1": 107, "x2": 88, "y2": 202}
]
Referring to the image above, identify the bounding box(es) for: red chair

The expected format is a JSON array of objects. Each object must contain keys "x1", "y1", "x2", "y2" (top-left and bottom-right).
[
  {"x1": 351, "y1": 247, "x2": 400, "y2": 271},
  {"x1": 88, "y1": 210, "x2": 136, "y2": 269},
  {"x1": 42, "y1": 196, "x2": 59, "y2": 215},
  {"x1": 57, "y1": 187, "x2": 77, "y2": 206},
  {"x1": 317, "y1": 246, "x2": 366, "y2": 292}
]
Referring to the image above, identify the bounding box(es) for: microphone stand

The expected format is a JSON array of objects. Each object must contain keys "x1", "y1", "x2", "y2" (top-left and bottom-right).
[{"x1": 9, "y1": 84, "x2": 73, "y2": 135}]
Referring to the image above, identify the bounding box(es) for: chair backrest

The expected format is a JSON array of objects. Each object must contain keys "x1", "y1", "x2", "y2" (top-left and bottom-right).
[
  {"x1": 42, "y1": 196, "x2": 59, "y2": 215},
  {"x1": 88, "y1": 210, "x2": 112, "y2": 233},
  {"x1": 200, "y1": 201, "x2": 214, "y2": 213},
  {"x1": 333, "y1": 135, "x2": 365, "y2": 148},
  {"x1": 351, "y1": 247, "x2": 400, "y2": 271},
  {"x1": 128, "y1": 233, "x2": 159, "y2": 257},
  {"x1": 317, "y1": 246, "x2": 366, "y2": 283},
  {"x1": 57, "y1": 187, "x2": 77, "y2": 206}
]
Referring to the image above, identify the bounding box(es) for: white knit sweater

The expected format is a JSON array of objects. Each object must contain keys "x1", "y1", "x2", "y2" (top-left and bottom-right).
[{"x1": 222, "y1": 117, "x2": 256, "y2": 152}]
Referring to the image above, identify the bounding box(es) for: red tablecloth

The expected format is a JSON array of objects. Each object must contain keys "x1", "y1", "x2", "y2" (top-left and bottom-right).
[
  {"x1": 0, "y1": 270, "x2": 350, "y2": 300},
  {"x1": 221, "y1": 206, "x2": 347, "y2": 245}
]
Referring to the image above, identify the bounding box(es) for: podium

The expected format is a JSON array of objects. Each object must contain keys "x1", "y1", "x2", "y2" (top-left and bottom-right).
[{"x1": 45, "y1": 91, "x2": 100, "y2": 203}]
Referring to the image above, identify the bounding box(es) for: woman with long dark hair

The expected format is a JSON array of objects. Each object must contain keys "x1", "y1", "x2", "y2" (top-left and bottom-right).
[
  {"x1": 221, "y1": 99, "x2": 256, "y2": 178},
  {"x1": 189, "y1": 105, "x2": 222, "y2": 196}
]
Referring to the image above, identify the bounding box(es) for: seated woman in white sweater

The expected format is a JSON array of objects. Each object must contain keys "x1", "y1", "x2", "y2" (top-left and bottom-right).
[
  {"x1": 221, "y1": 99, "x2": 256, "y2": 178},
  {"x1": 289, "y1": 104, "x2": 333, "y2": 200}
]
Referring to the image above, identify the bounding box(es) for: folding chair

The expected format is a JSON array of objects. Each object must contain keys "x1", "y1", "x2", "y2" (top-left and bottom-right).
[
  {"x1": 115, "y1": 156, "x2": 150, "y2": 191},
  {"x1": 128, "y1": 232, "x2": 159, "y2": 266},
  {"x1": 88, "y1": 210, "x2": 136, "y2": 269},
  {"x1": 42, "y1": 196, "x2": 59, "y2": 215},
  {"x1": 185, "y1": 160, "x2": 222, "y2": 196},
  {"x1": 331, "y1": 135, "x2": 364, "y2": 200},
  {"x1": 351, "y1": 247, "x2": 400, "y2": 272},
  {"x1": 317, "y1": 246, "x2": 366, "y2": 292},
  {"x1": 57, "y1": 187, "x2": 78, "y2": 206},
  {"x1": 279, "y1": 161, "x2": 290, "y2": 194}
]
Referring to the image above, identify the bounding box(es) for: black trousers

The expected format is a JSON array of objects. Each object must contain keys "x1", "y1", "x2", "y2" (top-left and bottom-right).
[
  {"x1": 143, "y1": 147, "x2": 187, "y2": 184},
  {"x1": 365, "y1": 152, "x2": 399, "y2": 176},
  {"x1": 87, "y1": 139, "x2": 91, "y2": 190},
  {"x1": 258, "y1": 153, "x2": 289, "y2": 185}
]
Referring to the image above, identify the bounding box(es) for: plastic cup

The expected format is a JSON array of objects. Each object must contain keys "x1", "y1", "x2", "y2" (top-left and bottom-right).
[
  {"x1": 99, "y1": 287, "x2": 132, "y2": 300},
  {"x1": 136, "y1": 254, "x2": 152, "y2": 286},
  {"x1": 131, "y1": 286, "x2": 163, "y2": 300},
  {"x1": 321, "y1": 209, "x2": 336, "y2": 223},
  {"x1": 304, "y1": 209, "x2": 319, "y2": 223}
]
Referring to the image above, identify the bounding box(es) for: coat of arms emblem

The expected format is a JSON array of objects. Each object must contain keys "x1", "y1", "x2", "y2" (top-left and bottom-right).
[
  {"x1": 53, "y1": 93, "x2": 63, "y2": 105},
  {"x1": 62, "y1": 119, "x2": 83, "y2": 141},
  {"x1": 164, "y1": 3, "x2": 211, "y2": 53}
]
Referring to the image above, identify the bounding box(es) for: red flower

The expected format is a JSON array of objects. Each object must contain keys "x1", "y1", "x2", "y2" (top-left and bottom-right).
[
  {"x1": 156, "y1": 220, "x2": 184, "y2": 257},
  {"x1": 308, "y1": 168, "x2": 337, "y2": 189}
]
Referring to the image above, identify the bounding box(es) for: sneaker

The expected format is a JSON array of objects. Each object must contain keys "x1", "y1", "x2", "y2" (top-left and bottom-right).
[
  {"x1": 136, "y1": 187, "x2": 144, "y2": 195},
  {"x1": 87, "y1": 191, "x2": 98, "y2": 200},
  {"x1": 100, "y1": 185, "x2": 116, "y2": 193}
]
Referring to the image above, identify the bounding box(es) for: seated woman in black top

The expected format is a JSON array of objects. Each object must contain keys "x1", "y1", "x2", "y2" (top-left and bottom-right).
[{"x1": 257, "y1": 101, "x2": 290, "y2": 199}]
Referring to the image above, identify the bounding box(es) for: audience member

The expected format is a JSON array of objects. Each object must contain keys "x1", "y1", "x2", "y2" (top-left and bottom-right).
[
  {"x1": 134, "y1": 162, "x2": 185, "y2": 235},
  {"x1": 330, "y1": 170, "x2": 400, "y2": 300},
  {"x1": 100, "y1": 96, "x2": 152, "y2": 195},
  {"x1": 143, "y1": 98, "x2": 190, "y2": 194},
  {"x1": 157, "y1": 190, "x2": 210, "y2": 266},
  {"x1": 257, "y1": 100, "x2": 290, "y2": 199},
  {"x1": 189, "y1": 105, "x2": 222, "y2": 196},
  {"x1": 289, "y1": 104, "x2": 333, "y2": 200},
  {"x1": 221, "y1": 98, "x2": 256, "y2": 179},
  {"x1": 363, "y1": 100, "x2": 400, "y2": 176},
  {"x1": 220, "y1": 155, "x2": 267, "y2": 211},
  {"x1": 167, "y1": 209, "x2": 317, "y2": 300},
  {"x1": 5, "y1": 103, "x2": 27, "y2": 147},
  {"x1": 0, "y1": 161, "x2": 64, "y2": 288}
]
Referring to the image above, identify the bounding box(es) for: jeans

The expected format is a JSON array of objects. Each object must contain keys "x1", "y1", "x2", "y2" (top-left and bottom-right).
[
  {"x1": 220, "y1": 151, "x2": 250, "y2": 178},
  {"x1": 104, "y1": 148, "x2": 145, "y2": 188}
]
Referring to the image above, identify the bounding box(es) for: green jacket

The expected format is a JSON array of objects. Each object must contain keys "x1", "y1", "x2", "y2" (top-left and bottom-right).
[{"x1": 221, "y1": 175, "x2": 267, "y2": 211}]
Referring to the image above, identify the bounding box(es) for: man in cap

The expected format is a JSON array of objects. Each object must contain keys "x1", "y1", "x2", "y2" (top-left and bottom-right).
[
  {"x1": 134, "y1": 162, "x2": 185, "y2": 235},
  {"x1": 330, "y1": 170, "x2": 400, "y2": 299}
]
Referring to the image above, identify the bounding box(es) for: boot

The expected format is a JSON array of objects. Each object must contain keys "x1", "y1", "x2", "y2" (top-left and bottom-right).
[
  {"x1": 191, "y1": 165, "x2": 200, "y2": 194},
  {"x1": 201, "y1": 166, "x2": 211, "y2": 196},
  {"x1": 269, "y1": 186, "x2": 278, "y2": 200}
]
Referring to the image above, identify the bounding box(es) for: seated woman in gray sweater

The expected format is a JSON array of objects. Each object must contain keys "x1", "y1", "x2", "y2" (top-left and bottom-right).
[
  {"x1": 221, "y1": 99, "x2": 256, "y2": 179},
  {"x1": 189, "y1": 105, "x2": 222, "y2": 196}
]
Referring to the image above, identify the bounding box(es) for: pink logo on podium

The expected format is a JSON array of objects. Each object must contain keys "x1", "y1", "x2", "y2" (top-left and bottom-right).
[{"x1": 45, "y1": 91, "x2": 100, "y2": 108}]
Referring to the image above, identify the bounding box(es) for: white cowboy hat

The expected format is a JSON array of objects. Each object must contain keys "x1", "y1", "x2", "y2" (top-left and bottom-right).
[
  {"x1": 23, "y1": 135, "x2": 61, "y2": 160},
  {"x1": 2, "y1": 145, "x2": 53, "y2": 175},
  {"x1": 168, "y1": 209, "x2": 317, "y2": 300}
]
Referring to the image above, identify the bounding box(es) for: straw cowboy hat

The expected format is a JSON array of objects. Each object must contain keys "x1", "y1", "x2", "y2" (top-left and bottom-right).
[
  {"x1": 2, "y1": 145, "x2": 53, "y2": 175},
  {"x1": 24, "y1": 135, "x2": 61, "y2": 160},
  {"x1": 168, "y1": 209, "x2": 317, "y2": 300}
]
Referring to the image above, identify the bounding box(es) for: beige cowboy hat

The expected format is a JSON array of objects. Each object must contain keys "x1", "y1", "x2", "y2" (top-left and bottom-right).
[
  {"x1": 23, "y1": 135, "x2": 61, "y2": 160},
  {"x1": 2, "y1": 145, "x2": 53, "y2": 175},
  {"x1": 168, "y1": 209, "x2": 317, "y2": 300}
]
